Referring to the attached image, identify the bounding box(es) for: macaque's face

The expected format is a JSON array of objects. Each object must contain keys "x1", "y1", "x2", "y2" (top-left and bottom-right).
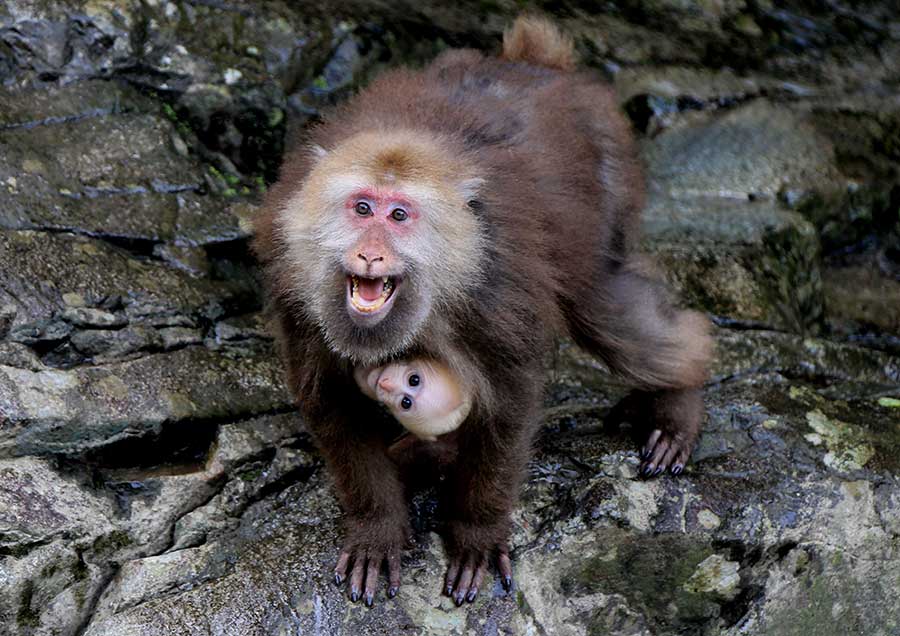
[
  {"x1": 277, "y1": 131, "x2": 485, "y2": 363},
  {"x1": 354, "y1": 359, "x2": 467, "y2": 437}
]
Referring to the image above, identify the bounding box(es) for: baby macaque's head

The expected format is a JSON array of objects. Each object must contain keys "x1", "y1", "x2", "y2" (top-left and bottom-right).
[{"x1": 354, "y1": 358, "x2": 471, "y2": 441}]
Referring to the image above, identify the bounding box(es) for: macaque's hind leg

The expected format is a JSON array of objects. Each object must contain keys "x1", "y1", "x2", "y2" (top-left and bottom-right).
[{"x1": 570, "y1": 264, "x2": 713, "y2": 476}]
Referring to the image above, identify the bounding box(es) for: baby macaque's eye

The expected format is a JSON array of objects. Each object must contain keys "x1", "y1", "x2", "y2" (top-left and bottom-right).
[
  {"x1": 400, "y1": 396, "x2": 413, "y2": 410},
  {"x1": 408, "y1": 374, "x2": 420, "y2": 387}
]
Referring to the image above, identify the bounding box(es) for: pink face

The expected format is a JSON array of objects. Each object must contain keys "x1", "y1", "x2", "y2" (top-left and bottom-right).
[
  {"x1": 354, "y1": 359, "x2": 464, "y2": 425},
  {"x1": 343, "y1": 188, "x2": 423, "y2": 322}
]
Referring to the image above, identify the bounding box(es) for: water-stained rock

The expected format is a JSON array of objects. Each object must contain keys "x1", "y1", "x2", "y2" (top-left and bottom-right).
[{"x1": 1, "y1": 2, "x2": 900, "y2": 635}]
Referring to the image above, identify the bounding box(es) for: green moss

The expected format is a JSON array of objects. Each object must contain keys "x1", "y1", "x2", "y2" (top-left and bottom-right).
[
  {"x1": 162, "y1": 102, "x2": 178, "y2": 122},
  {"x1": 40, "y1": 563, "x2": 58, "y2": 578},
  {"x1": 239, "y1": 468, "x2": 263, "y2": 481},
  {"x1": 70, "y1": 553, "x2": 89, "y2": 582},
  {"x1": 267, "y1": 108, "x2": 284, "y2": 128},
  {"x1": 92, "y1": 530, "x2": 133, "y2": 556},
  {"x1": 565, "y1": 529, "x2": 722, "y2": 631},
  {"x1": 17, "y1": 581, "x2": 40, "y2": 629},
  {"x1": 757, "y1": 221, "x2": 824, "y2": 335}
]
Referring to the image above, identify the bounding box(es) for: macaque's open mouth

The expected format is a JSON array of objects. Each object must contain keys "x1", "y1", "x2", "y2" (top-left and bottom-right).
[{"x1": 348, "y1": 274, "x2": 398, "y2": 315}]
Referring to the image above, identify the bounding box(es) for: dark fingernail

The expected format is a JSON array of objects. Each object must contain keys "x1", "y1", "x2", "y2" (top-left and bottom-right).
[
  {"x1": 388, "y1": 586, "x2": 399, "y2": 599},
  {"x1": 640, "y1": 448, "x2": 649, "y2": 458},
  {"x1": 467, "y1": 589, "x2": 477, "y2": 602},
  {"x1": 334, "y1": 573, "x2": 343, "y2": 586},
  {"x1": 455, "y1": 593, "x2": 465, "y2": 606},
  {"x1": 642, "y1": 465, "x2": 654, "y2": 476},
  {"x1": 350, "y1": 590, "x2": 359, "y2": 603},
  {"x1": 503, "y1": 576, "x2": 512, "y2": 591},
  {"x1": 672, "y1": 464, "x2": 684, "y2": 475},
  {"x1": 653, "y1": 465, "x2": 664, "y2": 476},
  {"x1": 365, "y1": 593, "x2": 374, "y2": 607},
  {"x1": 445, "y1": 585, "x2": 453, "y2": 596}
]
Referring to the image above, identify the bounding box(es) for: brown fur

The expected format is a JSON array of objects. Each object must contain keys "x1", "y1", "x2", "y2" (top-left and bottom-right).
[
  {"x1": 253, "y1": 16, "x2": 712, "y2": 604},
  {"x1": 502, "y1": 15, "x2": 576, "y2": 71}
]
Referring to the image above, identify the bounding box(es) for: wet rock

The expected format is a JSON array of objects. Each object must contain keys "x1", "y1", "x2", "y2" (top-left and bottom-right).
[
  {"x1": 0, "y1": 81, "x2": 248, "y2": 244},
  {"x1": 70, "y1": 325, "x2": 162, "y2": 360},
  {"x1": 2, "y1": 2, "x2": 900, "y2": 635},
  {"x1": 825, "y1": 263, "x2": 900, "y2": 336},
  {"x1": 0, "y1": 231, "x2": 258, "y2": 360},
  {"x1": 0, "y1": 458, "x2": 118, "y2": 636},
  {"x1": 644, "y1": 100, "x2": 845, "y2": 203},
  {"x1": 72, "y1": 338, "x2": 900, "y2": 635},
  {"x1": 643, "y1": 196, "x2": 823, "y2": 332},
  {"x1": 0, "y1": 343, "x2": 290, "y2": 457},
  {"x1": 639, "y1": 100, "x2": 850, "y2": 333}
]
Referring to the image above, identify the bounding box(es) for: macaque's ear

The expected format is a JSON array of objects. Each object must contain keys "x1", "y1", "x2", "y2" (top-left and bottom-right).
[
  {"x1": 310, "y1": 144, "x2": 328, "y2": 159},
  {"x1": 459, "y1": 177, "x2": 485, "y2": 201}
]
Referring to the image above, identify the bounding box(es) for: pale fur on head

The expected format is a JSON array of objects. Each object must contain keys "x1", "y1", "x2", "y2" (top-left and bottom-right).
[{"x1": 275, "y1": 129, "x2": 487, "y2": 364}]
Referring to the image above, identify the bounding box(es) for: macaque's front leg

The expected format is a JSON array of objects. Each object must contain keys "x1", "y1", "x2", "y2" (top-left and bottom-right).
[
  {"x1": 304, "y1": 378, "x2": 410, "y2": 606},
  {"x1": 441, "y1": 376, "x2": 541, "y2": 605}
]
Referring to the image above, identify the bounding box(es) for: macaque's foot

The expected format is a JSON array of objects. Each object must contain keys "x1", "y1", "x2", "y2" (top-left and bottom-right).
[
  {"x1": 639, "y1": 426, "x2": 695, "y2": 476},
  {"x1": 638, "y1": 388, "x2": 703, "y2": 477},
  {"x1": 333, "y1": 518, "x2": 408, "y2": 606},
  {"x1": 443, "y1": 522, "x2": 513, "y2": 605},
  {"x1": 608, "y1": 388, "x2": 703, "y2": 478}
]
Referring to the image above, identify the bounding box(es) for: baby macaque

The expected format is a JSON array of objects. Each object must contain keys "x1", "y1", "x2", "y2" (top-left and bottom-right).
[{"x1": 354, "y1": 358, "x2": 471, "y2": 441}]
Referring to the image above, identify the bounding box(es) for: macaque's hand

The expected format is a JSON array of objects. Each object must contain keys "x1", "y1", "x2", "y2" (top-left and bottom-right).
[
  {"x1": 334, "y1": 515, "x2": 408, "y2": 606},
  {"x1": 443, "y1": 520, "x2": 513, "y2": 606}
]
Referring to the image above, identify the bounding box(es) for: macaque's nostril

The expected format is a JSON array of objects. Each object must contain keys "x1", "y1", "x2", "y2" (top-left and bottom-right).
[{"x1": 358, "y1": 253, "x2": 384, "y2": 264}]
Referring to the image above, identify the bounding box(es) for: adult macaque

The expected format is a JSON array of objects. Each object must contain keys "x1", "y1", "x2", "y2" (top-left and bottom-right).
[
  {"x1": 253, "y1": 15, "x2": 712, "y2": 607},
  {"x1": 354, "y1": 358, "x2": 471, "y2": 441}
]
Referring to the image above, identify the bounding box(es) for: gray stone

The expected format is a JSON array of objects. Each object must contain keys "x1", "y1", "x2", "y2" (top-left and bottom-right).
[
  {"x1": 0, "y1": 81, "x2": 246, "y2": 245},
  {"x1": 74, "y1": 335, "x2": 900, "y2": 635},
  {"x1": 0, "y1": 344, "x2": 291, "y2": 457},
  {"x1": 1, "y1": 2, "x2": 899, "y2": 635},
  {"x1": 0, "y1": 231, "x2": 257, "y2": 350}
]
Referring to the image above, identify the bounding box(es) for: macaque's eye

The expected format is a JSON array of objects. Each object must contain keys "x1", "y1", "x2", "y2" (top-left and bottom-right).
[
  {"x1": 400, "y1": 396, "x2": 413, "y2": 410},
  {"x1": 408, "y1": 374, "x2": 420, "y2": 387},
  {"x1": 390, "y1": 207, "x2": 408, "y2": 222},
  {"x1": 355, "y1": 201, "x2": 372, "y2": 216}
]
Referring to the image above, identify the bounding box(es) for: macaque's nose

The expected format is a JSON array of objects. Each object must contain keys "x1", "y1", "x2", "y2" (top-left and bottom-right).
[
  {"x1": 357, "y1": 252, "x2": 384, "y2": 264},
  {"x1": 378, "y1": 376, "x2": 397, "y2": 392}
]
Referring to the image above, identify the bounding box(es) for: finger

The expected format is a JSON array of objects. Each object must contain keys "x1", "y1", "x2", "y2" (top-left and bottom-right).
[
  {"x1": 674, "y1": 444, "x2": 692, "y2": 470},
  {"x1": 642, "y1": 438, "x2": 671, "y2": 477},
  {"x1": 334, "y1": 551, "x2": 351, "y2": 585},
  {"x1": 444, "y1": 558, "x2": 461, "y2": 597},
  {"x1": 387, "y1": 550, "x2": 401, "y2": 599},
  {"x1": 498, "y1": 552, "x2": 513, "y2": 592},
  {"x1": 468, "y1": 561, "x2": 487, "y2": 602},
  {"x1": 658, "y1": 444, "x2": 679, "y2": 472},
  {"x1": 364, "y1": 553, "x2": 382, "y2": 607},
  {"x1": 349, "y1": 555, "x2": 365, "y2": 602},
  {"x1": 642, "y1": 429, "x2": 662, "y2": 457},
  {"x1": 453, "y1": 554, "x2": 476, "y2": 606}
]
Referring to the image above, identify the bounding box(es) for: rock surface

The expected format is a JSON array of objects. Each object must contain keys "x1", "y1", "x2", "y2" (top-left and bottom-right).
[{"x1": 1, "y1": 1, "x2": 899, "y2": 635}]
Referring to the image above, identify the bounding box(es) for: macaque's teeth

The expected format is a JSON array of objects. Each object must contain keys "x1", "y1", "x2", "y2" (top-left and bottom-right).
[{"x1": 348, "y1": 275, "x2": 396, "y2": 313}]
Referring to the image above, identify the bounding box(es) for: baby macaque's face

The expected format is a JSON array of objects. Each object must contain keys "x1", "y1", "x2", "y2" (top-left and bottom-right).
[{"x1": 354, "y1": 359, "x2": 469, "y2": 440}]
